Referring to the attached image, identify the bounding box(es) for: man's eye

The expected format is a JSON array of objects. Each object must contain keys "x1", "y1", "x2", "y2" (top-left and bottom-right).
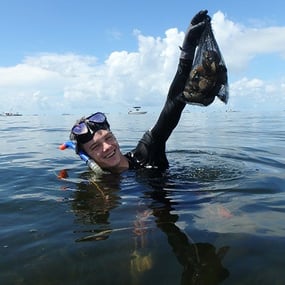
[{"x1": 91, "y1": 144, "x2": 99, "y2": 151}]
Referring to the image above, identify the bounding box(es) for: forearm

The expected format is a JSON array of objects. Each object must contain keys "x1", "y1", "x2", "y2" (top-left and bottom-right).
[{"x1": 150, "y1": 59, "x2": 192, "y2": 142}]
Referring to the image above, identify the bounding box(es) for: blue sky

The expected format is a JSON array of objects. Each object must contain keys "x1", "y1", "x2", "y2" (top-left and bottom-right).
[{"x1": 1, "y1": 0, "x2": 285, "y2": 114}]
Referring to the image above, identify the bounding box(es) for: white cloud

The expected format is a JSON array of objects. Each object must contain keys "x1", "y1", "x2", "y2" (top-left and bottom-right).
[
  {"x1": 0, "y1": 11, "x2": 285, "y2": 114},
  {"x1": 212, "y1": 11, "x2": 285, "y2": 73},
  {"x1": 0, "y1": 64, "x2": 59, "y2": 86}
]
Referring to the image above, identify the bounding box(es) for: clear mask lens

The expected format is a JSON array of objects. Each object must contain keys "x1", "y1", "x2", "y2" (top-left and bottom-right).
[
  {"x1": 72, "y1": 122, "x2": 88, "y2": 135},
  {"x1": 87, "y1": 112, "x2": 106, "y2": 123}
]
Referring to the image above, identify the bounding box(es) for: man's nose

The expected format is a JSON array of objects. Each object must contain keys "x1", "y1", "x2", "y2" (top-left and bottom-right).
[{"x1": 102, "y1": 141, "x2": 111, "y2": 152}]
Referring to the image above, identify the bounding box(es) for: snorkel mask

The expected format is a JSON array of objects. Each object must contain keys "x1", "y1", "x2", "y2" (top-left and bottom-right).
[{"x1": 70, "y1": 112, "x2": 110, "y2": 144}]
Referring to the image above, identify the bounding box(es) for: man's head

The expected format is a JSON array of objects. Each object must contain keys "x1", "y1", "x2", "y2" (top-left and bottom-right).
[{"x1": 70, "y1": 112, "x2": 127, "y2": 171}]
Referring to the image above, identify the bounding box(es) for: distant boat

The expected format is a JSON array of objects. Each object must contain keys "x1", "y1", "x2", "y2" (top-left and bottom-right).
[
  {"x1": 128, "y1": 106, "x2": 147, "y2": 115},
  {"x1": 2, "y1": 112, "x2": 23, "y2": 116}
]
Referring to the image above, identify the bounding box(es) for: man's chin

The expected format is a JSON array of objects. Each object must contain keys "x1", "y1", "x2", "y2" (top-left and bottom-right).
[{"x1": 100, "y1": 158, "x2": 120, "y2": 170}]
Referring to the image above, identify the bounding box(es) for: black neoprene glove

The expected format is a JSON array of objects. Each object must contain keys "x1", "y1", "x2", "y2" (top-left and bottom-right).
[{"x1": 180, "y1": 10, "x2": 211, "y2": 60}]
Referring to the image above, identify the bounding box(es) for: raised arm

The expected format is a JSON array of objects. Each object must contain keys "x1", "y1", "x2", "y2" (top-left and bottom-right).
[
  {"x1": 151, "y1": 10, "x2": 210, "y2": 142},
  {"x1": 128, "y1": 11, "x2": 210, "y2": 169}
]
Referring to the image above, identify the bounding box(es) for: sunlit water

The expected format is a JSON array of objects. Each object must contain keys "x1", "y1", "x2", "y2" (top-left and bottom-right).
[{"x1": 1, "y1": 111, "x2": 285, "y2": 285}]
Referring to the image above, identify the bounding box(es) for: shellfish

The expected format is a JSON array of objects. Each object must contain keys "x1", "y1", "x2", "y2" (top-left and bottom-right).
[{"x1": 182, "y1": 50, "x2": 227, "y2": 106}]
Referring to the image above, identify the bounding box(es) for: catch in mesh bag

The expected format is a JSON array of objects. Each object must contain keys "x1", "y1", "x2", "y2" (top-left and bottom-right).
[{"x1": 182, "y1": 20, "x2": 229, "y2": 106}]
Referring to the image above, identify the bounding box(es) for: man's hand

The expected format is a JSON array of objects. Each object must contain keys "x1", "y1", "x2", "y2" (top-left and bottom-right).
[{"x1": 180, "y1": 10, "x2": 211, "y2": 60}]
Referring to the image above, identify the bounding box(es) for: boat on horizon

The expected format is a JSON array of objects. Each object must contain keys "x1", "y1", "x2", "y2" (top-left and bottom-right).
[
  {"x1": 128, "y1": 106, "x2": 147, "y2": 115},
  {"x1": 2, "y1": 112, "x2": 23, "y2": 116}
]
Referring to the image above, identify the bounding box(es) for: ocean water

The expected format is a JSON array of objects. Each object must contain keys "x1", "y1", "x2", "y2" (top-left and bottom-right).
[{"x1": 0, "y1": 111, "x2": 285, "y2": 285}]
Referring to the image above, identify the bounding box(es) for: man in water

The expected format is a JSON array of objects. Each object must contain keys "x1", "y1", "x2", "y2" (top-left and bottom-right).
[{"x1": 70, "y1": 10, "x2": 211, "y2": 174}]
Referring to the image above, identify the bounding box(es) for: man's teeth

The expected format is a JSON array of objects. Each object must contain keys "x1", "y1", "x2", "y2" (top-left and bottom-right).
[{"x1": 105, "y1": 150, "x2": 115, "y2": 158}]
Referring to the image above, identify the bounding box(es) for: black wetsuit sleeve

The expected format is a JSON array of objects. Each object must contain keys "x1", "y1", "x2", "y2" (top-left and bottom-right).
[
  {"x1": 150, "y1": 59, "x2": 192, "y2": 142},
  {"x1": 125, "y1": 59, "x2": 192, "y2": 170}
]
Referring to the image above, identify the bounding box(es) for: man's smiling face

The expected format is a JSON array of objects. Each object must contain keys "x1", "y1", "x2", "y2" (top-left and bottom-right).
[{"x1": 82, "y1": 130, "x2": 122, "y2": 170}]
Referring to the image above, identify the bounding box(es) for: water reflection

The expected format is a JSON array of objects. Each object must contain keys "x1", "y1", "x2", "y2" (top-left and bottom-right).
[
  {"x1": 141, "y1": 171, "x2": 230, "y2": 284},
  {"x1": 66, "y1": 169, "x2": 230, "y2": 284},
  {"x1": 71, "y1": 172, "x2": 122, "y2": 241}
]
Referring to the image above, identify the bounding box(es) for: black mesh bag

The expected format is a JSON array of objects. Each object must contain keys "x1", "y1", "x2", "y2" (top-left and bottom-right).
[{"x1": 182, "y1": 20, "x2": 229, "y2": 106}]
